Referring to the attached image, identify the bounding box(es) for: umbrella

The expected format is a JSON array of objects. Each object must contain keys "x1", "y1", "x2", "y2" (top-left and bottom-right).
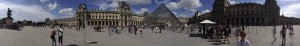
[{"x1": 200, "y1": 20, "x2": 216, "y2": 24}]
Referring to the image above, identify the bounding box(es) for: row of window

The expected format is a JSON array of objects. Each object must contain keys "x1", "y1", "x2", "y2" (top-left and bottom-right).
[
  {"x1": 87, "y1": 21, "x2": 141, "y2": 25},
  {"x1": 225, "y1": 10, "x2": 277, "y2": 16},
  {"x1": 226, "y1": 18, "x2": 265, "y2": 24},
  {"x1": 228, "y1": 6, "x2": 263, "y2": 11}
]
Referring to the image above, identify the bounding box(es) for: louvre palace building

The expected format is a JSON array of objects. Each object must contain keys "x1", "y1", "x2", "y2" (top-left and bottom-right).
[
  {"x1": 48, "y1": 1, "x2": 144, "y2": 26},
  {"x1": 212, "y1": 0, "x2": 281, "y2": 26},
  {"x1": 190, "y1": 0, "x2": 283, "y2": 26}
]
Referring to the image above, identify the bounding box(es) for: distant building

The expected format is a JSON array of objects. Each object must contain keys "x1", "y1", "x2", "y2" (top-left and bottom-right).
[
  {"x1": 188, "y1": 11, "x2": 211, "y2": 25},
  {"x1": 178, "y1": 17, "x2": 189, "y2": 26},
  {"x1": 279, "y1": 15, "x2": 300, "y2": 25}
]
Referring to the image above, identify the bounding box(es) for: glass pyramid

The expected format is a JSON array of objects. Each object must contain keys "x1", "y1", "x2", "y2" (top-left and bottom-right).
[{"x1": 144, "y1": 4, "x2": 182, "y2": 27}]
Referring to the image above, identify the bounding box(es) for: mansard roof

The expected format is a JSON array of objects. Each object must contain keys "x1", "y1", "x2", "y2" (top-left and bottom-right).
[{"x1": 228, "y1": 2, "x2": 264, "y2": 8}]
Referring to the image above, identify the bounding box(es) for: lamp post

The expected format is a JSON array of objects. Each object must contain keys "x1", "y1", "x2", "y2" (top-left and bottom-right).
[
  {"x1": 83, "y1": 9, "x2": 91, "y2": 46},
  {"x1": 76, "y1": 4, "x2": 91, "y2": 46}
]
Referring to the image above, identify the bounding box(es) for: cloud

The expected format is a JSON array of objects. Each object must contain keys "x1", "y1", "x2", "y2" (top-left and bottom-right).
[
  {"x1": 166, "y1": 2, "x2": 180, "y2": 9},
  {"x1": 172, "y1": 12, "x2": 177, "y2": 15},
  {"x1": 179, "y1": 0, "x2": 202, "y2": 9},
  {"x1": 165, "y1": 0, "x2": 202, "y2": 10},
  {"x1": 47, "y1": 1, "x2": 59, "y2": 10},
  {"x1": 229, "y1": 0, "x2": 237, "y2": 4},
  {"x1": 40, "y1": 0, "x2": 49, "y2": 3},
  {"x1": 134, "y1": 8, "x2": 149, "y2": 15},
  {"x1": 187, "y1": 9, "x2": 197, "y2": 13},
  {"x1": 201, "y1": 10, "x2": 210, "y2": 14},
  {"x1": 59, "y1": 8, "x2": 76, "y2": 18},
  {"x1": 155, "y1": 0, "x2": 171, "y2": 5},
  {"x1": 0, "y1": 1, "x2": 56, "y2": 22},
  {"x1": 95, "y1": 0, "x2": 119, "y2": 10},
  {"x1": 112, "y1": 0, "x2": 152, "y2": 5},
  {"x1": 281, "y1": 2, "x2": 300, "y2": 18}
]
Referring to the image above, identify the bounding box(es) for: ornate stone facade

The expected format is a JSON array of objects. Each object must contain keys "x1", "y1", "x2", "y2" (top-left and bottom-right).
[
  {"x1": 211, "y1": 0, "x2": 280, "y2": 26},
  {"x1": 51, "y1": 1, "x2": 144, "y2": 26}
]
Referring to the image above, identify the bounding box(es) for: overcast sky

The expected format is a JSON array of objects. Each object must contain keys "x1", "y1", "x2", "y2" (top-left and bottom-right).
[{"x1": 0, "y1": 0, "x2": 299, "y2": 22}]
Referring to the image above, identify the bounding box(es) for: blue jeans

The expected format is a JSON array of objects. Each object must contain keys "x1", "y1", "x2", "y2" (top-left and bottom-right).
[{"x1": 51, "y1": 36, "x2": 56, "y2": 46}]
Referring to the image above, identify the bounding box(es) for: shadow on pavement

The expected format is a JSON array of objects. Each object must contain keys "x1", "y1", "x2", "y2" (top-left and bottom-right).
[
  {"x1": 208, "y1": 39, "x2": 225, "y2": 45},
  {"x1": 189, "y1": 34, "x2": 201, "y2": 37},
  {"x1": 188, "y1": 33, "x2": 208, "y2": 39},
  {"x1": 67, "y1": 44, "x2": 79, "y2": 46},
  {"x1": 211, "y1": 42, "x2": 222, "y2": 45},
  {"x1": 88, "y1": 42, "x2": 98, "y2": 44}
]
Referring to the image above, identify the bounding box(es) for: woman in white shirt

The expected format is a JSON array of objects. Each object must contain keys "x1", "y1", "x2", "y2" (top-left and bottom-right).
[{"x1": 237, "y1": 31, "x2": 251, "y2": 46}]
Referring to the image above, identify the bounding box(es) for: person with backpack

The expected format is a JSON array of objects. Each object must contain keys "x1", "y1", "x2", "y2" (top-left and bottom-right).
[{"x1": 50, "y1": 26, "x2": 57, "y2": 46}]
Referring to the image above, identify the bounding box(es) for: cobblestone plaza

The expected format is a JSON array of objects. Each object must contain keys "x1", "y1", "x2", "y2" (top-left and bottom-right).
[{"x1": 0, "y1": 26, "x2": 299, "y2": 46}]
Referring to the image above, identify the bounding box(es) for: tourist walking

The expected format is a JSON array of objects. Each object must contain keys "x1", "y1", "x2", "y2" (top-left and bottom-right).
[
  {"x1": 114, "y1": 26, "x2": 119, "y2": 34},
  {"x1": 93, "y1": 26, "x2": 97, "y2": 32},
  {"x1": 57, "y1": 24, "x2": 64, "y2": 46},
  {"x1": 236, "y1": 31, "x2": 251, "y2": 46},
  {"x1": 226, "y1": 25, "x2": 232, "y2": 37},
  {"x1": 198, "y1": 26, "x2": 202, "y2": 34},
  {"x1": 215, "y1": 26, "x2": 221, "y2": 40},
  {"x1": 134, "y1": 26, "x2": 138, "y2": 35},
  {"x1": 159, "y1": 25, "x2": 163, "y2": 33},
  {"x1": 128, "y1": 25, "x2": 132, "y2": 34},
  {"x1": 139, "y1": 27, "x2": 143, "y2": 34},
  {"x1": 151, "y1": 26, "x2": 154, "y2": 33},
  {"x1": 235, "y1": 26, "x2": 242, "y2": 40},
  {"x1": 108, "y1": 26, "x2": 112, "y2": 35},
  {"x1": 50, "y1": 26, "x2": 57, "y2": 46},
  {"x1": 202, "y1": 26, "x2": 206, "y2": 36},
  {"x1": 181, "y1": 25, "x2": 185, "y2": 32},
  {"x1": 189, "y1": 27, "x2": 194, "y2": 33},
  {"x1": 288, "y1": 25, "x2": 294, "y2": 35},
  {"x1": 223, "y1": 25, "x2": 230, "y2": 44},
  {"x1": 241, "y1": 26, "x2": 245, "y2": 31},
  {"x1": 280, "y1": 25, "x2": 287, "y2": 44},
  {"x1": 272, "y1": 26, "x2": 277, "y2": 40},
  {"x1": 99, "y1": 26, "x2": 102, "y2": 32},
  {"x1": 207, "y1": 26, "x2": 213, "y2": 39},
  {"x1": 155, "y1": 26, "x2": 159, "y2": 33}
]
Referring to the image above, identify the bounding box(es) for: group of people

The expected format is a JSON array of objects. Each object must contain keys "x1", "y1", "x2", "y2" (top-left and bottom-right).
[
  {"x1": 180, "y1": 24, "x2": 251, "y2": 46},
  {"x1": 201, "y1": 25, "x2": 233, "y2": 44},
  {"x1": 150, "y1": 25, "x2": 164, "y2": 33},
  {"x1": 50, "y1": 24, "x2": 64, "y2": 46},
  {"x1": 128, "y1": 25, "x2": 144, "y2": 35},
  {"x1": 93, "y1": 26, "x2": 103, "y2": 32},
  {"x1": 107, "y1": 25, "x2": 123, "y2": 34}
]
